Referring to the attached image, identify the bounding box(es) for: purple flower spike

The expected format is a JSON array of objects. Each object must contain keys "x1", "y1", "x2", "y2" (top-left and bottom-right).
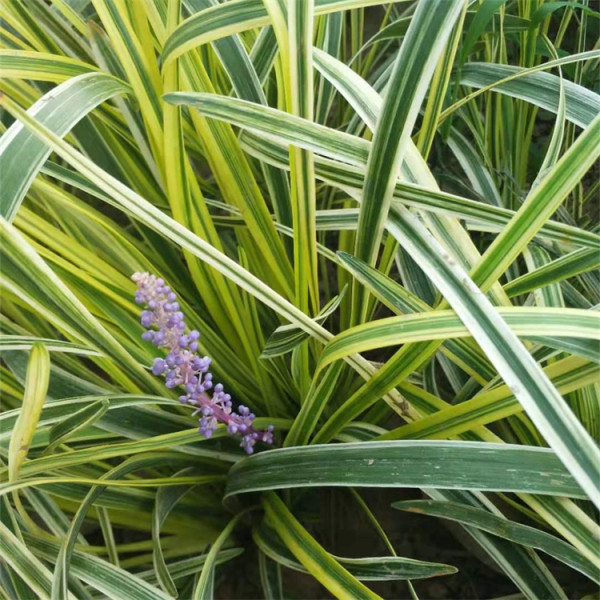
[{"x1": 132, "y1": 272, "x2": 274, "y2": 454}]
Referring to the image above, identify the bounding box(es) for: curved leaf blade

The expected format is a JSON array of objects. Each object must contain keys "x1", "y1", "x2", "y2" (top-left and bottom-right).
[
  {"x1": 226, "y1": 442, "x2": 585, "y2": 499},
  {"x1": 392, "y1": 500, "x2": 599, "y2": 582},
  {"x1": 45, "y1": 399, "x2": 110, "y2": 455},
  {"x1": 8, "y1": 342, "x2": 50, "y2": 481},
  {"x1": 253, "y1": 521, "x2": 457, "y2": 581},
  {"x1": 0, "y1": 72, "x2": 130, "y2": 220},
  {"x1": 262, "y1": 492, "x2": 382, "y2": 600}
]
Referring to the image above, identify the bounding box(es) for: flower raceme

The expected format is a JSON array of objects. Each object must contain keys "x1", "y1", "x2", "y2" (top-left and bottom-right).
[{"x1": 132, "y1": 272, "x2": 274, "y2": 454}]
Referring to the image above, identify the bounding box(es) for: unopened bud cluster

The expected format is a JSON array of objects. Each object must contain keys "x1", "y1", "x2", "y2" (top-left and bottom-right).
[{"x1": 133, "y1": 272, "x2": 273, "y2": 454}]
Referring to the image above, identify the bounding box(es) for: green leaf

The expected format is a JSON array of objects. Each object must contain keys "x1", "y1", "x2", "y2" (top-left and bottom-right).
[
  {"x1": 164, "y1": 92, "x2": 368, "y2": 166},
  {"x1": 13, "y1": 428, "x2": 243, "y2": 478},
  {"x1": 262, "y1": 492, "x2": 382, "y2": 600},
  {"x1": 258, "y1": 550, "x2": 283, "y2": 599},
  {"x1": 161, "y1": 0, "x2": 412, "y2": 67},
  {"x1": 0, "y1": 49, "x2": 98, "y2": 82},
  {"x1": 8, "y1": 342, "x2": 49, "y2": 481},
  {"x1": 308, "y1": 41, "x2": 507, "y2": 306},
  {"x1": 253, "y1": 521, "x2": 457, "y2": 581},
  {"x1": 181, "y1": 0, "x2": 293, "y2": 232},
  {"x1": 459, "y1": 0, "x2": 508, "y2": 64},
  {"x1": 97, "y1": 506, "x2": 119, "y2": 568},
  {"x1": 92, "y1": 0, "x2": 163, "y2": 161},
  {"x1": 459, "y1": 59, "x2": 600, "y2": 128},
  {"x1": 192, "y1": 510, "x2": 250, "y2": 600},
  {"x1": 529, "y1": 1, "x2": 600, "y2": 32},
  {"x1": 152, "y1": 468, "x2": 198, "y2": 597},
  {"x1": 508, "y1": 494, "x2": 599, "y2": 570},
  {"x1": 45, "y1": 399, "x2": 110, "y2": 454},
  {"x1": 284, "y1": 361, "x2": 345, "y2": 447},
  {"x1": 310, "y1": 209, "x2": 600, "y2": 490},
  {"x1": 471, "y1": 115, "x2": 600, "y2": 291},
  {"x1": 530, "y1": 39, "x2": 566, "y2": 192},
  {"x1": 335, "y1": 251, "x2": 495, "y2": 380},
  {"x1": 317, "y1": 307, "x2": 599, "y2": 369},
  {"x1": 379, "y1": 357, "x2": 599, "y2": 442},
  {"x1": 0, "y1": 521, "x2": 60, "y2": 600},
  {"x1": 462, "y1": 117, "x2": 600, "y2": 507},
  {"x1": 0, "y1": 216, "x2": 162, "y2": 395},
  {"x1": 241, "y1": 131, "x2": 599, "y2": 250},
  {"x1": 392, "y1": 500, "x2": 599, "y2": 583},
  {"x1": 264, "y1": 0, "x2": 319, "y2": 314},
  {"x1": 261, "y1": 287, "x2": 346, "y2": 358},
  {"x1": 0, "y1": 395, "x2": 175, "y2": 445},
  {"x1": 0, "y1": 335, "x2": 102, "y2": 356},
  {"x1": 0, "y1": 472, "x2": 224, "y2": 497},
  {"x1": 424, "y1": 490, "x2": 569, "y2": 600},
  {"x1": 446, "y1": 128, "x2": 502, "y2": 206},
  {"x1": 416, "y1": 4, "x2": 466, "y2": 158},
  {"x1": 353, "y1": 0, "x2": 463, "y2": 271},
  {"x1": 50, "y1": 452, "x2": 211, "y2": 600},
  {"x1": 366, "y1": 11, "x2": 530, "y2": 47},
  {"x1": 226, "y1": 442, "x2": 586, "y2": 499},
  {"x1": 504, "y1": 248, "x2": 600, "y2": 297},
  {"x1": 0, "y1": 497, "x2": 38, "y2": 599},
  {"x1": 26, "y1": 534, "x2": 172, "y2": 600},
  {"x1": 0, "y1": 72, "x2": 130, "y2": 221},
  {"x1": 135, "y1": 549, "x2": 244, "y2": 585}
]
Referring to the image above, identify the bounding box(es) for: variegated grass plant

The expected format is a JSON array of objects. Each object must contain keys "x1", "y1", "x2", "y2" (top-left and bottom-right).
[{"x1": 0, "y1": 0, "x2": 599, "y2": 598}]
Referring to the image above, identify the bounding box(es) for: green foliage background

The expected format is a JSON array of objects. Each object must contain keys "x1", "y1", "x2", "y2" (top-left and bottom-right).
[{"x1": 0, "y1": 0, "x2": 599, "y2": 598}]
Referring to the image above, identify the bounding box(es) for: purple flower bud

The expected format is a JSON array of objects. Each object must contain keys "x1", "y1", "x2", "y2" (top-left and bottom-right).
[
  {"x1": 152, "y1": 358, "x2": 166, "y2": 375},
  {"x1": 241, "y1": 435, "x2": 255, "y2": 454},
  {"x1": 133, "y1": 271, "x2": 274, "y2": 454}
]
